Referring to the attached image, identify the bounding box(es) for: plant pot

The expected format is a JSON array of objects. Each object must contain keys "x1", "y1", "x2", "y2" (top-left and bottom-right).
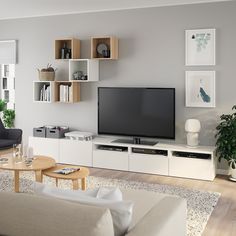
[
  {"x1": 231, "y1": 167, "x2": 236, "y2": 179},
  {"x1": 38, "y1": 71, "x2": 55, "y2": 81}
]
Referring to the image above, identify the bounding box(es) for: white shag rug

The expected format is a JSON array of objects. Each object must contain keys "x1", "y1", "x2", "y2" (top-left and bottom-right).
[{"x1": 0, "y1": 171, "x2": 220, "y2": 236}]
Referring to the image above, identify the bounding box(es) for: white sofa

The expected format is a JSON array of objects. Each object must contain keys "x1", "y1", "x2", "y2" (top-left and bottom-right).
[{"x1": 0, "y1": 189, "x2": 187, "y2": 236}]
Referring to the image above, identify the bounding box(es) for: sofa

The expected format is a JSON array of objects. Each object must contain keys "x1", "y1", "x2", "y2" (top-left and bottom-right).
[{"x1": 0, "y1": 189, "x2": 187, "y2": 236}]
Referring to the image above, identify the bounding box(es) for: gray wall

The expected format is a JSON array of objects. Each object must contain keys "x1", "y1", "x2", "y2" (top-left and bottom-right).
[{"x1": 0, "y1": 1, "x2": 235, "y2": 170}]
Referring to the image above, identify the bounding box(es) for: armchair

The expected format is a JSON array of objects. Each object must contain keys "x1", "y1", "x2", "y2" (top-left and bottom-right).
[{"x1": 0, "y1": 118, "x2": 22, "y2": 150}]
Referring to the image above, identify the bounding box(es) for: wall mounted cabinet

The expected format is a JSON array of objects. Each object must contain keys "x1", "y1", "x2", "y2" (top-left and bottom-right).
[
  {"x1": 55, "y1": 38, "x2": 80, "y2": 60},
  {"x1": 33, "y1": 81, "x2": 55, "y2": 103},
  {"x1": 54, "y1": 81, "x2": 80, "y2": 103},
  {"x1": 69, "y1": 59, "x2": 99, "y2": 82},
  {"x1": 91, "y1": 36, "x2": 118, "y2": 60}
]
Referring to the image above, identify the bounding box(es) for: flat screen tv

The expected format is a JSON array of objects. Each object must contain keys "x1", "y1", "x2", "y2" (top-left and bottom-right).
[{"x1": 98, "y1": 87, "x2": 175, "y2": 145}]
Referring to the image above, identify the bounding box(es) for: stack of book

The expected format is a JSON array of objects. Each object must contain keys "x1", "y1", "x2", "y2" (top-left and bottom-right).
[
  {"x1": 40, "y1": 85, "x2": 50, "y2": 102},
  {"x1": 59, "y1": 85, "x2": 73, "y2": 102}
]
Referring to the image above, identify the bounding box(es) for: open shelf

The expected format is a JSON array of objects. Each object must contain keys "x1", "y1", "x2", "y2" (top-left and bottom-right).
[
  {"x1": 69, "y1": 59, "x2": 99, "y2": 82},
  {"x1": 54, "y1": 81, "x2": 80, "y2": 103},
  {"x1": 55, "y1": 38, "x2": 80, "y2": 60},
  {"x1": 91, "y1": 36, "x2": 118, "y2": 60},
  {"x1": 33, "y1": 81, "x2": 54, "y2": 103}
]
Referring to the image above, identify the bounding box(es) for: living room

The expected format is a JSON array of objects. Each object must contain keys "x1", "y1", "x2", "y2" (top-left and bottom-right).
[{"x1": 0, "y1": 0, "x2": 235, "y2": 235}]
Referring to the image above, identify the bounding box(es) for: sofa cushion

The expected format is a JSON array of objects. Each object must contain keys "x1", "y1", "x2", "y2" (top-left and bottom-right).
[
  {"x1": 125, "y1": 196, "x2": 187, "y2": 236},
  {"x1": 34, "y1": 183, "x2": 133, "y2": 236},
  {"x1": 0, "y1": 192, "x2": 114, "y2": 236},
  {"x1": 121, "y1": 188, "x2": 169, "y2": 229}
]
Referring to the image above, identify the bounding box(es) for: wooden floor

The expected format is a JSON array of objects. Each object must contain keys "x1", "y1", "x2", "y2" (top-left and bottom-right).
[{"x1": 89, "y1": 167, "x2": 236, "y2": 236}]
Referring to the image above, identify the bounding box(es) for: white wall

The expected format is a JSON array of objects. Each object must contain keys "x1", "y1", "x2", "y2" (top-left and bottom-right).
[{"x1": 0, "y1": 1, "x2": 235, "y2": 169}]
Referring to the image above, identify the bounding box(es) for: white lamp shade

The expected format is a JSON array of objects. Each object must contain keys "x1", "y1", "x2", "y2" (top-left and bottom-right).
[{"x1": 185, "y1": 119, "x2": 201, "y2": 133}]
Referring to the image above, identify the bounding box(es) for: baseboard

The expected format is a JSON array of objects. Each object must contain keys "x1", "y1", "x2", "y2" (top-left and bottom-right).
[{"x1": 216, "y1": 168, "x2": 230, "y2": 175}]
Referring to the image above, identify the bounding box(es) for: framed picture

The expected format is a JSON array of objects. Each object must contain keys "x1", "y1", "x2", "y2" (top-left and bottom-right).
[
  {"x1": 185, "y1": 71, "x2": 215, "y2": 108},
  {"x1": 185, "y1": 29, "x2": 215, "y2": 66}
]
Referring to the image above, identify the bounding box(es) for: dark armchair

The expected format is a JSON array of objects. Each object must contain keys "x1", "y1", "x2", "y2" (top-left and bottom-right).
[{"x1": 0, "y1": 118, "x2": 22, "y2": 150}]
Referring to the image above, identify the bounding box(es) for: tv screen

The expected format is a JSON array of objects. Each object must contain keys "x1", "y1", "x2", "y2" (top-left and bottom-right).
[{"x1": 98, "y1": 87, "x2": 175, "y2": 140}]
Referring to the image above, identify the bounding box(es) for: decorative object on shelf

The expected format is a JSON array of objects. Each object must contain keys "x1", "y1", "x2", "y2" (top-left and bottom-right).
[
  {"x1": 185, "y1": 71, "x2": 215, "y2": 108},
  {"x1": 185, "y1": 28, "x2": 215, "y2": 66},
  {"x1": 60, "y1": 42, "x2": 71, "y2": 59},
  {"x1": 73, "y1": 71, "x2": 87, "y2": 80},
  {"x1": 216, "y1": 105, "x2": 236, "y2": 181},
  {"x1": 185, "y1": 119, "x2": 201, "y2": 147},
  {"x1": 37, "y1": 64, "x2": 57, "y2": 81},
  {"x1": 96, "y1": 43, "x2": 110, "y2": 58}
]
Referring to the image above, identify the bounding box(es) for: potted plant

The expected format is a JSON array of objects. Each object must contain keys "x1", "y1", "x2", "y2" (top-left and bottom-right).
[
  {"x1": 3, "y1": 109, "x2": 15, "y2": 128},
  {"x1": 216, "y1": 105, "x2": 236, "y2": 180},
  {"x1": 0, "y1": 99, "x2": 6, "y2": 113}
]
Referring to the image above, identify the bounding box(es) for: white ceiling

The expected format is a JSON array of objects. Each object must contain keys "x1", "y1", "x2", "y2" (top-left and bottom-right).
[{"x1": 0, "y1": 0, "x2": 232, "y2": 20}]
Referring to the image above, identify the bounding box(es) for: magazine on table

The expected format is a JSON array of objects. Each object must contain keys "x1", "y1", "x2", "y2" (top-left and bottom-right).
[{"x1": 53, "y1": 167, "x2": 80, "y2": 175}]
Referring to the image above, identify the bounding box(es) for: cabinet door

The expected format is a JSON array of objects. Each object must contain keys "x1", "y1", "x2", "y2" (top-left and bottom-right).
[
  {"x1": 59, "y1": 139, "x2": 92, "y2": 166},
  {"x1": 28, "y1": 137, "x2": 60, "y2": 162},
  {"x1": 129, "y1": 153, "x2": 168, "y2": 175},
  {"x1": 93, "y1": 150, "x2": 129, "y2": 171},
  {"x1": 169, "y1": 157, "x2": 215, "y2": 181}
]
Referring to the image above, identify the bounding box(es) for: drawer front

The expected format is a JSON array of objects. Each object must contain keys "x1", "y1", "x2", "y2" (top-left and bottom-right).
[
  {"x1": 129, "y1": 153, "x2": 168, "y2": 175},
  {"x1": 169, "y1": 157, "x2": 215, "y2": 180},
  {"x1": 59, "y1": 139, "x2": 92, "y2": 166},
  {"x1": 93, "y1": 150, "x2": 128, "y2": 171}
]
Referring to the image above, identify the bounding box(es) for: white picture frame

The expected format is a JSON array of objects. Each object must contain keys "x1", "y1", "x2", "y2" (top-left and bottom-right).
[
  {"x1": 185, "y1": 29, "x2": 215, "y2": 66},
  {"x1": 185, "y1": 71, "x2": 215, "y2": 108}
]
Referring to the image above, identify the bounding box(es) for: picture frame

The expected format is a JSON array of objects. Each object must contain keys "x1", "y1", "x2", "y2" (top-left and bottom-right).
[
  {"x1": 185, "y1": 29, "x2": 215, "y2": 66},
  {"x1": 185, "y1": 71, "x2": 215, "y2": 108}
]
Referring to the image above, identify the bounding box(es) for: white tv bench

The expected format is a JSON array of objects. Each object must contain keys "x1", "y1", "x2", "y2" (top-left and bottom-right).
[{"x1": 28, "y1": 136, "x2": 216, "y2": 181}]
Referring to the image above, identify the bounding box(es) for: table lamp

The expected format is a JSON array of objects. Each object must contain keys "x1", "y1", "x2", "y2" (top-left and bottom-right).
[{"x1": 185, "y1": 119, "x2": 201, "y2": 147}]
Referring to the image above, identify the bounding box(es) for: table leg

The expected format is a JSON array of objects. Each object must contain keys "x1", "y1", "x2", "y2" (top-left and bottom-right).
[
  {"x1": 35, "y1": 170, "x2": 43, "y2": 182},
  {"x1": 72, "y1": 179, "x2": 79, "y2": 190},
  {"x1": 56, "y1": 178, "x2": 58, "y2": 187},
  {"x1": 14, "y1": 170, "x2": 20, "y2": 193},
  {"x1": 81, "y1": 178, "x2": 86, "y2": 191}
]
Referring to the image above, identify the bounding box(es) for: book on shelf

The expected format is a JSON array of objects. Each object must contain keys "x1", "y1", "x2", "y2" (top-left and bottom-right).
[
  {"x1": 39, "y1": 84, "x2": 50, "y2": 102},
  {"x1": 59, "y1": 85, "x2": 72, "y2": 102}
]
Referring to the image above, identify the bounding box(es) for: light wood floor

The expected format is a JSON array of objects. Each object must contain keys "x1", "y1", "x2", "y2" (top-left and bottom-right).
[{"x1": 89, "y1": 167, "x2": 236, "y2": 236}]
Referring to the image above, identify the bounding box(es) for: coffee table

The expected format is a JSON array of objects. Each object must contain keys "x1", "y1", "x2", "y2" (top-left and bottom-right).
[
  {"x1": 0, "y1": 156, "x2": 55, "y2": 192},
  {"x1": 42, "y1": 164, "x2": 89, "y2": 190}
]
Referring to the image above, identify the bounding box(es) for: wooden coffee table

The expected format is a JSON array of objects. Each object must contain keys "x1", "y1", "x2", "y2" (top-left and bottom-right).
[
  {"x1": 0, "y1": 156, "x2": 55, "y2": 192},
  {"x1": 42, "y1": 164, "x2": 89, "y2": 190}
]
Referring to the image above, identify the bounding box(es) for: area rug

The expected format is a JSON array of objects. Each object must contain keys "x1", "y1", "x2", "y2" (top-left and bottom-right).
[{"x1": 0, "y1": 171, "x2": 220, "y2": 236}]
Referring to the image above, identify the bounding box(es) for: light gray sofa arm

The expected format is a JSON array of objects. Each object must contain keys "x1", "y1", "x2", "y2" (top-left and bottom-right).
[{"x1": 126, "y1": 196, "x2": 187, "y2": 236}]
